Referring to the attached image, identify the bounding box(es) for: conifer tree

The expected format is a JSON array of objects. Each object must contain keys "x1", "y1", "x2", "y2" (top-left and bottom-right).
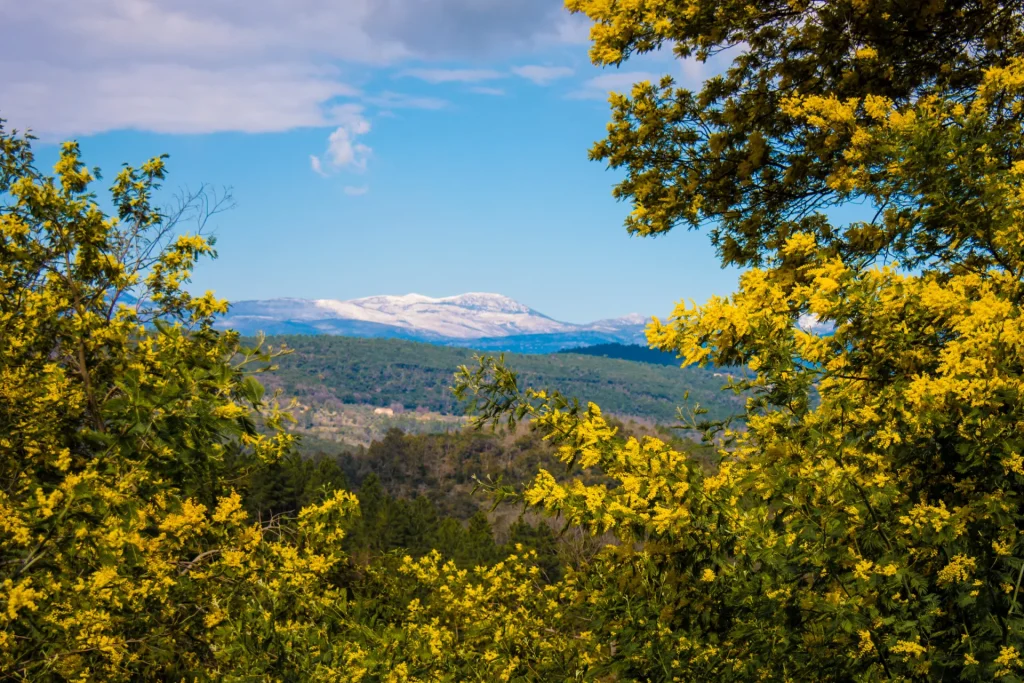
[{"x1": 462, "y1": 511, "x2": 499, "y2": 567}]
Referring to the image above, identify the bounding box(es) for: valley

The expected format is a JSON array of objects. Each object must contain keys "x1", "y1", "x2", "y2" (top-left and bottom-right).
[{"x1": 249, "y1": 335, "x2": 745, "y2": 446}]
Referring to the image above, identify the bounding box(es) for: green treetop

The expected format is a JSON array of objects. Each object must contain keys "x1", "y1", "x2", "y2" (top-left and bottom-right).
[{"x1": 574, "y1": 0, "x2": 1024, "y2": 272}]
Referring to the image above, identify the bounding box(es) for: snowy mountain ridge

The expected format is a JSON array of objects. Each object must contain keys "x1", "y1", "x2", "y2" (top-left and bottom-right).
[{"x1": 216, "y1": 292, "x2": 650, "y2": 352}]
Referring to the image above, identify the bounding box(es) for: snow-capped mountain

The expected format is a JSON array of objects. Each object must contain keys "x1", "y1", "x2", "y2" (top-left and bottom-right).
[{"x1": 216, "y1": 292, "x2": 649, "y2": 353}]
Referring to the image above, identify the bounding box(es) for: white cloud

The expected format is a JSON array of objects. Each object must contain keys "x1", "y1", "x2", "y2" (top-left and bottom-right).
[
  {"x1": 365, "y1": 0, "x2": 578, "y2": 58},
  {"x1": 327, "y1": 103, "x2": 373, "y2": 134},
  {"x1": 512, "y1": 65, "x2": 574, "y2": 85},
  {"x1": 310, "y1": 155, "x2": 326, "y2": 176},
  {"x1": 311, "y1": 106, "x2": 372, "y2": 175},
  {"x1": 469, "y1": 86, "x2": 505, "y2": 96},
  {"x1": 344, "y1": 185, "x2": 370, "y2": 196},
  {"x1": 0, "y1": 62, "x2": 359, "y2": 138},
  {"x1": 401, "y1": 68, "x2": 503, "y2": 84},
  {"x1": 0, "y1": 0, "x2": 581, "y2": 137},
  {"x1": 328, "y1": 133, "x2": 370, "y2": 170},
  {"x1": 567, "y1": 71, "x2": 663, "y2": 100},
  {"x1": 326, "y1": 128, "x2": 371, "y2": 169},
  {"x1": 553, "y1": 12, "x2": 592, "y2": 45}
]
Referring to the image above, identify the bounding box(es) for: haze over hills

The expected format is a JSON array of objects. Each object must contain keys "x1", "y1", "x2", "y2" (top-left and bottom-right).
[{"x1": 217, "y1": 292, "x2": 649, "y2": 353}]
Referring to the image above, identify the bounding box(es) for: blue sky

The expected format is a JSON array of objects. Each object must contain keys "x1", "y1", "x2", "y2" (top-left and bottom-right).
[{"x1": 2, "y1": 0, "x2": 739, "y2": 324}]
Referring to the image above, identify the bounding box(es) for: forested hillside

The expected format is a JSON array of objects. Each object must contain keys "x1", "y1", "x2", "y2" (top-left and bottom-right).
[
  {"x1": 254, "y1": 334, "x2": 743, "y2": 425},
  {"x1": 558, "y1": 342, "x2": 682, "y2": 366},
  {"x1": 245, "y1": 421, "x2": 712, "y2": 582}
]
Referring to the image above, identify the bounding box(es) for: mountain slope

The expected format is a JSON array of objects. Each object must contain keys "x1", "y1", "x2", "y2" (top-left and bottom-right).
[{"x1": 219, "y1": 293, "x2": 647, "y2": 352}]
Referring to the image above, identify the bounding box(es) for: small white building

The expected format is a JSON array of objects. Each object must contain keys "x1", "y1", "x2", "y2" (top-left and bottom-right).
[{"x1": 373, "y1": 407, "x2": 395, "y2": 416}]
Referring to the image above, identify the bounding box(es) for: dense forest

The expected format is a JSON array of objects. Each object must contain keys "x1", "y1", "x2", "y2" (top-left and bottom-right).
[
  {"x1": 255, "y1": 334, "x2": 744, "y2": 424},
  {"x1": 243, "y1": 421, "x2": 708, "y2": 584},
  {"x1": 255, "y1": 418, "x2": 711, "y2": 518},
  {"x1": 5, "y1": 0, "x2": 1024, "y2": 680},
  {"x1": 246, "y1": 452, "x2": 567, "y2": 582},
  {"x1": 558, "y1": 342, "x2": 693, "y2": 366}
]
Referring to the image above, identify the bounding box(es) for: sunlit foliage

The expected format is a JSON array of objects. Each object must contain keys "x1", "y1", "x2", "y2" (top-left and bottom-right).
[
  {"x1": 6, "y1": 0, "x2": 1024, "y2": 679},
  {"x1": 0, "y1": 127, "x2": 575, "y2": 681},
  {"x1": 450, "y1": 1, "x2": 1024, "y2": 680}
]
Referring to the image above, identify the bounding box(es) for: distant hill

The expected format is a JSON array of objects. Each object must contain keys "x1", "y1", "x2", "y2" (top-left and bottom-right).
[
  {"x1": 558, "y1": 343, "x2": 681, "y2": 366},
  {"x1": 219, "y1": 293, "x2": 647, "y2": 353},
  {"x1": 252, "y1": 335, "x2": 744, "y2": 426}
]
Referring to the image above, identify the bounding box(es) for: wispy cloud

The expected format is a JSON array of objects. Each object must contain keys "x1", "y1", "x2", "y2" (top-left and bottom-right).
[
  {"x1": 400, "y1": 68, "x2": 503, "y2": 84},
  {"x1": 512, "y1": 65, "x2": 574, "y2": 85},
  {"x1": 362, "y1": 91, "x2": 449, "y2": 110},
  {"x1": 553, "y1": 12, "x2": 592, "y2": 45},
  {"x1": 344, "y1": 185, "x2": 370, "y2": 196},
  {"x1": 2, "y1": 62, "x2": 360, "y2": 138},
  {"x1": 567, "y1": 71, "x2": 662, "y2": 100},
  {"x1": 310, "y1": 105, "x2": 372, "y2": 176},
  {"x1": 310, "y1": 155, "x2": 326, "y2": 177},
  {"x1": 469, "y1": 86, "x2": 506, "y2": 96}
]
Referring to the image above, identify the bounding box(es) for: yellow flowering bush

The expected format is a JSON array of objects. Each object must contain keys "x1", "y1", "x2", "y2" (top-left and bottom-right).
[
  {"x1": 451, "y1": 1, "x2": 1024, "y2": 680},
  {"x1": 0, "y1": 130, "x2": 336, "y2": 678},
  {"x1": 0, "y1": 131, "x2": 574, "y2": 681}
]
